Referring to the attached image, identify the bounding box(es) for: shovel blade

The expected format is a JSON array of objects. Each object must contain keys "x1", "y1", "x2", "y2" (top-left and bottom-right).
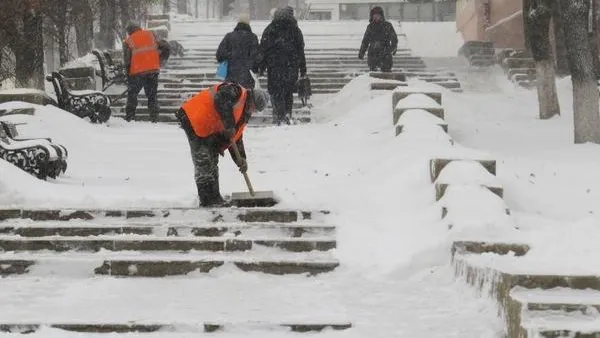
[{"x1": 231, "y1": 191, "x2": 278, "y2": 208}]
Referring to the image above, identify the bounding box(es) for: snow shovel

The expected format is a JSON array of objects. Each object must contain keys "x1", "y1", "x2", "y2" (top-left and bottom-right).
[{"x1": 229, "y1": 141, "x2": 278, "y2": 208}]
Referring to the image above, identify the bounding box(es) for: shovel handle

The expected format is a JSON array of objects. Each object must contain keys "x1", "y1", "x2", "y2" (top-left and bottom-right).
[{"x1": 230, "y1": 141, "x2": 255, "y2": 196}]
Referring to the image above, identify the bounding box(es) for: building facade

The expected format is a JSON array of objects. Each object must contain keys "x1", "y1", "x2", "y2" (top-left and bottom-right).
[
  {"x1": 456, "y1": 0, "x2": 600, "y2": 50},
  {"x1": 181, "y1": 0, "x2": 456, "y2": 21},
  {"x1": 306, "y1": 0, "x2": 456, "y2": 21},
  {"x1": 456, "y1": 0, "x2": 524, "y2": 49}
]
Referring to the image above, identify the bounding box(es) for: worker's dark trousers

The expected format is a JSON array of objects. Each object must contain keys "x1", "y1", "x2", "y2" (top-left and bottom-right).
[{"x1": 125, "y1": 72, "x2": 159, "y2": 122}]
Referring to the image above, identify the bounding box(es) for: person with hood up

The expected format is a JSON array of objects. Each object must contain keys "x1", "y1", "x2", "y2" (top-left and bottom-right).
[
  {"x1": 122, "y1": 22, "x2": 161, "y2": 122},
  {"x1": 358, "y1": 7, "x2": 399, "y2": 72},
  {"x1": 258, "y1": 6, "x2": 307, "y2": 125},
  {"x1": 216, "y1": 14, "x2": 260, "y2": 89}
]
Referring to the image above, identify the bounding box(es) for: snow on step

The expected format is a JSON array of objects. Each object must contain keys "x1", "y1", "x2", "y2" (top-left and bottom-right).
[
  {"x1": 395, "y1": 93, "x2": 442, "y2": 110},
  {"x1": 511, "y1": 287, "x2": 600, "y2": 313},
  {"x1": 0, "y1": 273, "x2": 350, "y2": 324},
  {"x1": 396, "y1": 109, "x2": 448, "y2": 133},
  {"x1": 435, "y1": 160, "x2": 502, "y2": 188},
  {"x1": 0, "y1": 221, "x2": 335, "y2": 239},
  {"x1": 393, "y1": 85, "x2": 443, "y2": 107},
  {"x1": 521, "y1": 309, "x2": 600, "y2": 336},
  {"x1": 395, "y1": 123, "x2": 452, "y2": 144},
  {"x1": 440, "y1": 185, "x2": 515, "y2": 237},
  {"x1": 394, "y1": 93, "x2": 444, "y2": 124},
  {"x1": 0, "y1": 249, "x2": 339, "y2": 277},
  {"x1": 0, "y1": 235, "x2": 336, "y2": 253}
]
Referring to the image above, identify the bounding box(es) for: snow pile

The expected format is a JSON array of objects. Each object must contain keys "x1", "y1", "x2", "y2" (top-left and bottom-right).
[
  {"x1": 397, "y1": 123, "x2": 452, "y2": 144},
  {"x1": 436, "y1": 161, "x2": 502, "y2": 187},
  {"x1": 397, "y1": 109, "x2": 446, "y2": 125},
  {"x1": 62, "y1": 53, "x2": 99, "y2": 70},
  {"x1": 395, "y1": 93, "x2": 443, "y2": 110},
  {"x1": 440, "y1": 185, "x2": 516, "y2": 240},
  {"x1": 311, "y1": 73, "x2": 374, "y2": 122}
]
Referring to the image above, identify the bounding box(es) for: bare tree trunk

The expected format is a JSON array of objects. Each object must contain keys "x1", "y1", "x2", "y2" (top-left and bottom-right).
[
  {"x1": 163, "y1": 0, "x2": 171, "y2": 14},
  {"x1": 99, "y1": 0, "x2": 117, "y2": 50},
  {"x1": 524, "y1": 0, "x2": 561, "y2": 119},
  {"x1": 588, "y1": 0, "x2": 600, "y2": 78},
  {"x1": 15, "y1": 8, "x2": 45, "y2": 89},
  {"x1": 561, "y1": 0, "x2": 600, "y2": 143},
  {"x1": 119, "y1": 0, "x2": 131, "y2": 39},
  {"x1": 551, "y1": 1, "x2": 570, "y2": 76},
  {"x1": 74, "y1": 0, "x2": 94, "y2": 56}
]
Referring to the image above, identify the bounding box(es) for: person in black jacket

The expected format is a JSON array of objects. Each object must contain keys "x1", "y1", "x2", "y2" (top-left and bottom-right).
[
  {"x1": 216, "y1": 14, "x2": 260, "y2": 89},
  {"x1": 358, "y1": 7, "x2": 399, "y2": 72},
  {"x1": 258, "y1": 6, "x2": 307, "y2": 125}
]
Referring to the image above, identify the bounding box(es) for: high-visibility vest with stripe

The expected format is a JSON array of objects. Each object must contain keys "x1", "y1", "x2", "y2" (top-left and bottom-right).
[
  {"x1": 124, "y1": 29, "x2": 160, "y2": 75},
  {"x1": 182, "y1": 84, "x2": 248, "y2": 147}
]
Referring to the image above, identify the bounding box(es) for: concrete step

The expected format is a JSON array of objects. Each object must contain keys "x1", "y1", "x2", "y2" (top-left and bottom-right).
[
  {"x1": 179, "y1": 54, "x2": 413, "y2": 62},
  {"x1": 0, "y1": 236, "x2": 336, "y2": 253},
  {"x1": 151, "y1": 87, "x2": 339, "y2": 95},
  {"x1": 159, "y1": 72, "x2": 359, "y2": 79},
  {"x1": 110, "y1": 97, "x2": 309, "y2": 108},
  {"x1": 111, "y1": 113, "x2": 312, "y2": 125},
  {"x1": 0, "y1": 208, "x2": 328, "y2": 223},
  {"x1": 511, "y1": 287, "x2": 600, "y2": 314},
  {"x1": 519, "y1": 308, "x2": 600, "y2": 338},
  {"x1": 159, "y1": 82, "x2": 347, "y2": 90},
  {"x1": 0, "y1": 275, "x2": 350, "y2": 330},
  {"x1": 165, "y1": 59, "x2": 426, "y2": 66},
  {"x1": 0, "y1": 222, "x2": 336, "y2": 238},
  {"x1": 163, "y1": 63, "x2": 427, "y2": 71},
  {"x1": 180, "y1": 47, "x2": 411, "y2": 53},
  {"x1": 109, "y1": 106, "x2": 311, "y2": 117},
  {"x1": 161, "y1": 77, "x2": 352, "y2": 85},
  {"x1": 0, "y1": 322, "x2": 352, "y2": 334},
  {"x1": 0, "y1": 253, "x2": 339, "y2": 276},
  {"x1": 504, "y1": 57, "x2": 535, "y2": 69}
]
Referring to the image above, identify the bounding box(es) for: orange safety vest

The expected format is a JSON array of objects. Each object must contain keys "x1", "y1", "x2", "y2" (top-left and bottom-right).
[
  {"x1": 182, "y1": 84, "x2": 248, "y2": 147},
  {"x1": 124, "y1": 29, "x2": 160, "y2": 75}
]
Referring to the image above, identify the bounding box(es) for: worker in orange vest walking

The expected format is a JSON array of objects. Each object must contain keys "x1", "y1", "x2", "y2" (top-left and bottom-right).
[
  {"x1": 123, "y1": 22, "x2": 161, "y2": 123},
  {"x1": 175, "y1": 82, "x2": 269, "y2": 207}
]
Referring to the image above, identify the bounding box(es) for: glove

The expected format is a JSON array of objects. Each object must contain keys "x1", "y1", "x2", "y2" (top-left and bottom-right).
[
  {"x1": 358, "y1": 53, "x2": 364, "y2": 60},
  {"x1": 221, "y1": 128, "x2": 235, "y2": 142},
  {"x1": 236, "y1": 157, "x2": 248, "y2": 173},
  {"x1": 300, "y1": 70, "x2": 306, "y2": 78}
]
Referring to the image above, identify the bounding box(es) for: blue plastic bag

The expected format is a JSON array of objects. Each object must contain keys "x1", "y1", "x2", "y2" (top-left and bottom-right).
[{"x1": 216, "y1": 61, "x2": 228, "y2": 80}]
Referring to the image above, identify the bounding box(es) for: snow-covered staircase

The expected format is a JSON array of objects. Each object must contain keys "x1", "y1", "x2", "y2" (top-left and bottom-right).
[
  {"x1": 0, "y1": 208, "x2": 350, "y2": 334},
  {"x1": 108, "y1": 17, "x2": 461, "y2": 124},
  {"x1": 453, "y1": 242, "x2": 600, "y2": 337}
]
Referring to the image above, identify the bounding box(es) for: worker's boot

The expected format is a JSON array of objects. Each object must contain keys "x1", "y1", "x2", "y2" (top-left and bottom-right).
[{"x1": 210, "y1": 180, "x2": 231, "y2": 207}]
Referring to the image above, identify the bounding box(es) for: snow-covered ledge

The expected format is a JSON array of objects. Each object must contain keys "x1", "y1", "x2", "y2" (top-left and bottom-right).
[
  {"x1": 392, "y1": 86, "x2": 442, "y2": 108},
  {"x1": 393, "y1": 93, "x2": 444, "y2": 124},
  {"x1": 395, "y1": 108, "x2": 448, "y2": 136}
]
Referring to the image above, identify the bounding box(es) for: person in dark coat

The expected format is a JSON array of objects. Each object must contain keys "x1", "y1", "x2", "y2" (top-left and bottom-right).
[
  {"x1": 358, "y1": 7, "x2": 399, "y2": 72},
  {"x1": 258, "y1": 6, "x2": 307, "y2": 125},
  {"x1": 216, "y1": 14, "x2": 260, "y2": 89}
]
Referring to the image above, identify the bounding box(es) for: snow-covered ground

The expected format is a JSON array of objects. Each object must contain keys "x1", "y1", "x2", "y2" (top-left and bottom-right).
[
  {"x1": 0, "y1": 74, "x2": 506, "y2": 337},
  {"x1": 2, "y1": 15, "x2": 600, "y2": 337}
]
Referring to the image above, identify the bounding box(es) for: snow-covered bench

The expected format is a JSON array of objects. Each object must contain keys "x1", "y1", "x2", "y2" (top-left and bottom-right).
[
  {"x1": 46, "y1": 71, "x2": 112, "y2": 123},
  {"x1": 0, "y1": 123, "x2": 57, "y2": 180},
  {"x1": 92, "y1": 50, "x2": 127, "y2": 91},
  {"x1": 0, "y1": 120, "x2": 67, "y2": 179}
]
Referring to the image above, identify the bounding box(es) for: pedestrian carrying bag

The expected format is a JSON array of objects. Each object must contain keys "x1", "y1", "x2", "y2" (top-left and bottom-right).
[
  {"x1": 297, "y1": 76, "x2": 312, "y2": 107},
  {"x1": 216, "y1": 61, "x2": 228, "y2": 80}
]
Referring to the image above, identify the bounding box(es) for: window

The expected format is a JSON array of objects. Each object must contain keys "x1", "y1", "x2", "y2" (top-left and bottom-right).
[{"x1": 307, "y1": 11, "x2": 332, "y2": 20}]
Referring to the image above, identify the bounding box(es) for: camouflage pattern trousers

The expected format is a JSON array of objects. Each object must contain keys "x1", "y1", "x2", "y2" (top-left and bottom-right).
[{"x1": 187, "y1": 136, "x2": 221, "y2": 205}]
